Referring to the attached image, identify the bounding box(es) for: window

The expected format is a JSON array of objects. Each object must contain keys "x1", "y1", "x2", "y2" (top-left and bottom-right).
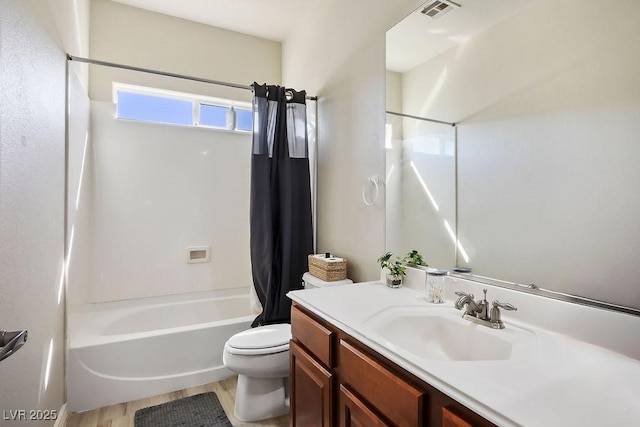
[
  {"x1": 199, "y1": 104, "x2": 229, "y2": 129},
  {"x1": 117, "y1": 91, "x2": 193, "y2": 125},
  {"x1": 113, "y1": 83, "x2": 252, "y2": 133},
  {"x1": 236, "y1": 108, "x2": 253, "y2": 132}
]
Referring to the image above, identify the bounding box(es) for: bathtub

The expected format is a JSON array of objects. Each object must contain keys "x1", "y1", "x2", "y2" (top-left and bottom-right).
[{"x1": 67, "y1": 288, "x2": 254, "y2": 412}]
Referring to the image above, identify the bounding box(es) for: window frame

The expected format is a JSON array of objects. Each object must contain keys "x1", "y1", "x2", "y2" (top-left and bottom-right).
[{"x1": 112, "y1": 82, "x2": 252, "y2": 133}]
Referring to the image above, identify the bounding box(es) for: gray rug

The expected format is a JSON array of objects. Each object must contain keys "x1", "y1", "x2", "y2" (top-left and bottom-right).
[{"x1": 134, "y1": 392, "x2": 232, "y2": 427}]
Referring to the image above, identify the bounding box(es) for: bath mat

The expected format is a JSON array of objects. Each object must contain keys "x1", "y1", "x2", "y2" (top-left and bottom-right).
[{"x1": 134, "y1": 392, "x2": 232, "y2": 427}]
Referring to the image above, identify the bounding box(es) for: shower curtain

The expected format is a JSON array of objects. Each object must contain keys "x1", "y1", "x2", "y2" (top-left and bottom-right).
[{"x1": 250, "y1": 83, "x2": 313, "y2": 326}]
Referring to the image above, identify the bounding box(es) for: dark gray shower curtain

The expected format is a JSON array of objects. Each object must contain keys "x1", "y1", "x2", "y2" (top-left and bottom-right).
[{"x1": 250, "y1": 83, "x2": 313, "y2": 326}]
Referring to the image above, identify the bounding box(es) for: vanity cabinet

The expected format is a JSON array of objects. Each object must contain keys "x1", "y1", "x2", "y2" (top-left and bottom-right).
[
  {"x1": 290, "y1": 340, "x2": 333, "y2": 426},
  {"x1": 290, "y1": 304, "x2": 335, "y2": 427},
  {"x1": 290, "y1": 303, "x2": 496, "y2": 427}
]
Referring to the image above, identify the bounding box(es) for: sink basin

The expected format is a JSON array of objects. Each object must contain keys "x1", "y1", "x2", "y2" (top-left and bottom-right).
[{"x1": 364, "y1": 306, "x2": 535, "y2": 362}]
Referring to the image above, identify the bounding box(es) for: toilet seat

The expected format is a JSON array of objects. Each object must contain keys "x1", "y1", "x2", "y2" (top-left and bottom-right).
[{"x1": 225, "y1": 324, "x2": 291, "y2": 356}]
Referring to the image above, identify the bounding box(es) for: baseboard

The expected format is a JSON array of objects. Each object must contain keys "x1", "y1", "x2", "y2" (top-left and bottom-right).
[{"x1": 54, "y1": 403, "x2": 68, "y2": 427}]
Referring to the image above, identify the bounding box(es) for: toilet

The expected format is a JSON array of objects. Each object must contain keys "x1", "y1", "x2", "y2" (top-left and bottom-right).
[{"x1": 223, "y1": 273, "x2": 352, "y2": 422}]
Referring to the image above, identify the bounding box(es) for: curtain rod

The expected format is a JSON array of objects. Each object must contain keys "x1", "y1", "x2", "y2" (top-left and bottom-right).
[
  {"x1": 386, "y1": 110, "x2": 455, "y2": 126},
  {"x1": 67, "y1": 54, "x2": 318, "y2": 101}
]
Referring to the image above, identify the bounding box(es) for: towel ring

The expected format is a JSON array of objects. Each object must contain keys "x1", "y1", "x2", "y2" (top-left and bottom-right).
[{"x1": 362, "y1": 176, "x2": 380, "y2": 206}]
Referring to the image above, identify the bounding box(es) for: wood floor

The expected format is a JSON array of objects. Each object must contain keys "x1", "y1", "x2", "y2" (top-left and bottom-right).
[{"x1": 65, "y1": 376, "x2": 289, "y2": 427}]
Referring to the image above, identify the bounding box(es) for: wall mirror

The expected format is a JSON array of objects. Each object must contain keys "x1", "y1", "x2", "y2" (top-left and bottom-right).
[{"x1": 386, "y1": 0, "x2": 640, "y2": 312}]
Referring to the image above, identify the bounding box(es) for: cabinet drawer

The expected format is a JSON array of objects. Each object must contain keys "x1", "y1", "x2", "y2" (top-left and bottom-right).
[
  {"x1": 291, "y1": 305, "x2": 334, "y2": 367},
  {"x1": 339, "y1": 339, "x2": 425, "y2": 426}
]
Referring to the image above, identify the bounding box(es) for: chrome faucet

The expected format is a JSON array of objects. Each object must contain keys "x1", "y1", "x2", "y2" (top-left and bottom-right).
[
  {"x1": 454, "y1": 289, "x2": 517, "y2": 329},
  {"x1": 454, "y1": 290, "x2": 486, "y2": 317}
]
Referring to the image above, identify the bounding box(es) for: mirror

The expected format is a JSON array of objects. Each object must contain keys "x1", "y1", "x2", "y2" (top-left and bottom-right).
[
  {"x1": 384, "y1": 111, "x2": 456, "y2": 270},
  {"x1": 386, "y1": 0, "x2": 640, "y2": 311}
]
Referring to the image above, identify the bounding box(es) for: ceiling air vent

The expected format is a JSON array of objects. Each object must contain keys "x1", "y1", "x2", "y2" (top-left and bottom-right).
[{"x1": 420, "y1": 0, "x2": 461, "y2": 19}]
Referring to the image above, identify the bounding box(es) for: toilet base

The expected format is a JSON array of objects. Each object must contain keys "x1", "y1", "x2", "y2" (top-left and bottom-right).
[{"x1": 234, "y1": 374, "x2": 289, "y2": 422}]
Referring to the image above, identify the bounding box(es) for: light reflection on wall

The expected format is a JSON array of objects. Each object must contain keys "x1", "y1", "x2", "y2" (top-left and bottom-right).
[
  {"x1": 445, "y1": 219, "x2": 469, "y2": 263},
  {"x1": 44, "y1": 339, "x2": 54, "y2": 391},
  {"x1": 75, "y1": 133, "x2": 89, "y2": 211},
  {"x1": 419, "y1": 66, "x2": 448, "y2": 118},
  {"x1": 57, "y1": 263, "x2": 65, "y2": 305},
  {"x1": 39, "y1": 337, "x2": 55, "y2": 404},
  {"x1": 409, "y1": 161, "x2": 439, "y2": 211}
]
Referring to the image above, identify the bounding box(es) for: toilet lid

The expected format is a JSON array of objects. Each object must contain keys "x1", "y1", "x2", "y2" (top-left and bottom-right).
[{"x1": 227, "y1": 324, "x2": 291, "y2": 350}]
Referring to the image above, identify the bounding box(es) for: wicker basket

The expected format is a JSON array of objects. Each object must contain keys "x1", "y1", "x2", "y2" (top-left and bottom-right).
[{"x1": 308, "y1": 254, "x2": 347, "y2": 281}]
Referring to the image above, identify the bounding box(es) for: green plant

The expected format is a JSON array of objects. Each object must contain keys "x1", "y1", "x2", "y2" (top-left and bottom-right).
[
  {"x1": 402, "y1": 249, "x2": 427, "y2": 266},
  {"x1": 387, "y1": 261, "x2": 407, "y2": 278},
  {"x1": 377, "y1": 251, "x2": 393, "y2": 268},
  {"x1": 377, "y1": 252, "x2": 407, "y2": 278}
]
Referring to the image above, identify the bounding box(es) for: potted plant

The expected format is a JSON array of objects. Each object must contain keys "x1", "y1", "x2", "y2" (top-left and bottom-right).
[
  {"x1": 402, "y1": 249, "x2": 427, "y2": 267},
  {"x1": 377, "y1": 251, "x2": 407, "y2": 288}
]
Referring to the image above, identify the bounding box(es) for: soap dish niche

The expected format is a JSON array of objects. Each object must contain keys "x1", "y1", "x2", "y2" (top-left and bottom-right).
[{"x1": 187, "y1": 246, "x2": 210, "y2": 263}]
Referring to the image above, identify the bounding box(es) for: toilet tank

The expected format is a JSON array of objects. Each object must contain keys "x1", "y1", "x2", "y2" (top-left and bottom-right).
[{"x1": 302, "y1": 272, "x2": 353, "y2": 289}]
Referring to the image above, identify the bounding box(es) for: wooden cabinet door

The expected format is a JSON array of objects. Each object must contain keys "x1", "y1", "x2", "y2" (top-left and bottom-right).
[
  {"x1": 290, "y1": 340, "x2": 333, "y2": 427},
  {"x1": 442, "y1": 407, "x2": 474, "y2": 427},
  {"x1": 339, "y1": 384, "x2": 390, "y2": 427}
]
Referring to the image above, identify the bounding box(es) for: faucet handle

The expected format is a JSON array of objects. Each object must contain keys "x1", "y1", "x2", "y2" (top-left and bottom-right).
[
  {"x1": 490, "y1": 301, "x2": 517, "y2": 328},
  {"x1": 492, "y1": 300, "x2": 517, "y2": 311}
]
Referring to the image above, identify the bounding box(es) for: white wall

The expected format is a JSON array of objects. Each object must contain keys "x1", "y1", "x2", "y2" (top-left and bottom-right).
[
  {"x1": 85, "y1": 102, "x2": 252, "y2": 303},
  {"x1": 283, "y1": 0, "x2": 424, "y2": 282},
  {"x1": 402, "y1": 0, "x2": 640, "y2": 307},
  {"x1": 90, "y1": 0, "x2": 282, "y2": 102},
  {"x1": 66, "y1": 65, "x2": 94, "y2": 306},
  {"x1": 48, "y1": 0, "x2": 90, "y2": 88},
  {"x1": 0, "y1": 0, "x2": 88, "y2": 423}
]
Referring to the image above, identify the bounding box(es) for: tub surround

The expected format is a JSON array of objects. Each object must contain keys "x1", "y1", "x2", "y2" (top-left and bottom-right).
[{"x1": 287, "y1": 274, "x2": 640, "y2": 426}]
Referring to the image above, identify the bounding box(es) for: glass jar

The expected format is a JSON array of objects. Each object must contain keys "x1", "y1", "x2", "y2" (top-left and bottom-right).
[{"x1": 426, "y1": 269, "x2": 447, "y2": 303}]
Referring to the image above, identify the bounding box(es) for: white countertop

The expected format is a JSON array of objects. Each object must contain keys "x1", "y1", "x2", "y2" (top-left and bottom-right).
[{"x1": 288, "y1": 280, "x2": 640, "y2": 427}]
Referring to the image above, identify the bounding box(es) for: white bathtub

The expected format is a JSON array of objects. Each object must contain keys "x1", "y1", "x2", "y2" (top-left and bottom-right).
[{"x1": 67, "y1": 288, "x2": 254, "y2": 412}]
